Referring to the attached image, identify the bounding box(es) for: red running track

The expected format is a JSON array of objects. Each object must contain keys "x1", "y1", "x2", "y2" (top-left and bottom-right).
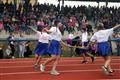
[{"x1": 0, "y1": 57, "x2": 120, "y2": 80}]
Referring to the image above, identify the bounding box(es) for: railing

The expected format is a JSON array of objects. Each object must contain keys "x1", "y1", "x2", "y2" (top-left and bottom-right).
[{"x1": 0, "y1": 37, "x2": 120, "y2": 58}]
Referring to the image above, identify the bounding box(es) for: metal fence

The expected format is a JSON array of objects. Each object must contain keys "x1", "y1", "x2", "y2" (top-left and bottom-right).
[{"x1": 0, "y1": 38, "x2": 120, "y2": 58}]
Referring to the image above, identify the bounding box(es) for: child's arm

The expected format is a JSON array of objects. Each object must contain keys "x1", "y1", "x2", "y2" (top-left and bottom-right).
[
  {"x1": 61, "y1": 40, "x2": 87, "y2": 49},
  {"x1": 75, "y1": 42, "x2": 86, "y2": 49},
  {"x1": 113, "y1": 24, "x2": 120, "y2": 31},
  {"x1": 85, "y1": 42, "x2": 91, "y2": 50},
  {"x1": 61, "y1": 40, "x2": 71, "y2": 47},
  {"x1": 44, "y1": 28, "x2": 52, "y2": 34},
  {"x1": 76, "y1": 45, "x2": 86, "y2": 49}
]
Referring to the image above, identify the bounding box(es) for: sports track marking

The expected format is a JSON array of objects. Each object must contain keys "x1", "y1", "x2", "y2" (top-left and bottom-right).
[
  {"x1": 0, "y1": 60, "x2": 119, "y2": 64},
  {"x1": 1, "y1": 69, "x2": 120, "y2": 76},
  {"x1": 0, "y1": 63, "x2": 120, "y2": 68},
  {"x1": 0, "y1": 57, "x2": 120, "y2": 80},
  {"x1": 0, "y1": 59, "x2": 119, "y2": 68},
  {"x1": 0, "y1": 57, "x2": 119, "y2": 63},
  {"x1": 0, "y1": 56, "x2": 119, "y2": 61}
]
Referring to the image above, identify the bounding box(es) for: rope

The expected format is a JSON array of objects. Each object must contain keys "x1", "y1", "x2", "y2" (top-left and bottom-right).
[{"x1": 61, "y1": 40, "x2": 87, "y2": 49}]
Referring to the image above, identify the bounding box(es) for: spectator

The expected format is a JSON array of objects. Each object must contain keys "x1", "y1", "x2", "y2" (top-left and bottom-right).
[
  {"x1": 0, "y1": 20, "x2": 3, "y2": 32},
  {"x1": 7, "y1": 33, "x2": 15, "y2": 59},
  {"x1": 113, "y1": 32, "x2": 120, "y2": 56},
  {"x1": 19, "y1": 34, "x2": 26, "y2": 58},
  {"x1": 24, "y1": 41, "x2": 32, "y2": 57},
  {"x1": 0, "y1": 45, "x2": 3, "y2": 59},
  {"x1": 4, "y1": 46, "x2": 11, "y2": 59}
]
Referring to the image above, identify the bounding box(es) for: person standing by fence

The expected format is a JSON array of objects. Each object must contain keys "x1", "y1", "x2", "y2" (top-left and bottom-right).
[
  {"x1": 113, "y1": 32, "x2": 120, "y2": 56},
  {"x1": 0, "y1": 45, "x2": 3, "y2": 59},
  {"x1": 7, "y1": 33, "x2": 15, "y2": 59},
  {"x1": 19, "y1": 34, "x2": 26, "y2": 58}
]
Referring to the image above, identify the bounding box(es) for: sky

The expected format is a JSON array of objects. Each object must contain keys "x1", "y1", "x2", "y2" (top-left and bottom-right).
[{"x1": 38, "y1": 0, "x2": 120, "y2": 8}]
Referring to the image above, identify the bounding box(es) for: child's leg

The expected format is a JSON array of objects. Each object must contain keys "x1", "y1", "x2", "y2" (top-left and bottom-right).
[
  {"x1": 34, "y1": 54, "x2": 41, "y2": 67},
  {"x1": 102, "y1": 56, "x2": 113, "y2": 74},
  {"x1": 82, "y1": 53, "x2": 86, "y2": 61},
  {"x1": 35, "y1": 54, "x2": 38, "y2": 64},
  {"x1": 43, "y1": 55, "x2": 56, "y2": 65},
  {"x1": 81, "y1": 53, "x2": 88, "y2": 64},
  {"x1": 40, "y1": 55, "x2": 57, "y2": 72},
  {"x1": 52, "y1": 55, "x2": 60, "y2": 71},
  {"x1": 103, "y1": 56, "x2": 111, "y2": 68},
  {"x1": 86, "y1": 52, "x2": 95, "y2": 63},
  {"x1": 36, "y1": 56, "x2": 41, "y2": 65},
  {"x1": 86, "y1": 52, "x2": 94, "y2": 57},
  {"x1": 50, "y1": 56, "x2": 60, "y2": 75}
]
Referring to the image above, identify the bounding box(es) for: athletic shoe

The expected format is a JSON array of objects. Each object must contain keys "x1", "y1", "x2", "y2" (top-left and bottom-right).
[
  {"x1": 102, "y1": 66, "x2": 110, "y2": 75},
  {"x1": 107, "y1": 69, "x2": 115, "y2": 73},
  {"x1": 12, "y1": 56, "x2": 15, "y2": 59},
  {"x1": 50, "y1": 70, "x2": 60, "y2": 75},
  {"x1": 81, "y1": 61, "x2": 88, "y2": 64},
  {"x1": 34, "y1": 64, "x2": 39, "y2": 69},
  {"x1": 40, "y1": 64, "x2": 45, "y2": 72}
]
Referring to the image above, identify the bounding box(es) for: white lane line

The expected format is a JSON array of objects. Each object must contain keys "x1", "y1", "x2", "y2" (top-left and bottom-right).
[
  {"x1": 97, "y1": 79, "x2": 120, "y2": 80},
  {"x1": 0, "y1": 63, "x2": 120, "y2": 68},
  {"x1": 0, "y1": 59, "x2": 120, "y2": 64},
  {"x1": 0, "y1": 57, "x2": 119, "y2": 60},
  {"x1": 1, "y1": 69, "x2": 120, "y2": 76},
  {"x1": 0, "y1": 56, "x2": 119, "y2": 60}
]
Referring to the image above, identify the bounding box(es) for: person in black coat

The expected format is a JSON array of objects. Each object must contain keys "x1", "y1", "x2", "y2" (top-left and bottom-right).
[
  {"x1": 0, "y1": 46, "x2": 3, "y2": 59},
  {"x1": 24, "y1": 41, "x2": 32, "y2": 57}
]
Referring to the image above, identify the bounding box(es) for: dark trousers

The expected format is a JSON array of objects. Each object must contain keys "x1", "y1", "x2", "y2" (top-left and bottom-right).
[{"x1": 10, "y1": 44, "x2": 15, "y2": 56}]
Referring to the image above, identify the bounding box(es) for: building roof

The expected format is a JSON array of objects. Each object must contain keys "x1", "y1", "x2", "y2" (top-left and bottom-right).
[{"x1": 64, "y1": 0, "x2": 120, "y2": 2}]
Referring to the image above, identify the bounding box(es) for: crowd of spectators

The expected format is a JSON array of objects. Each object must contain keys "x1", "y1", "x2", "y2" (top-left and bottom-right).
[{"x1": 0, "y1": 0, "x2": 120, "y2": 36}]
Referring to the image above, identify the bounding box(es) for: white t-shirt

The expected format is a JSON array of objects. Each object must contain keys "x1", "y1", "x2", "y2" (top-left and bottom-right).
[
  {"x1": 81, "y1": 32, "x2": 88, "y2": 42},
  {"x1": 68, "y1": 33, "x2": 74, "y2": 39},
  {"x1": 90, "y1": 28, "x2": 114, "y2": 43},
  {"x1": 49, "y1": 26, "x2": 62, "y2": 41},
  {"x1": 37, "y1": 31, "x2": 50, "y2": 43}
]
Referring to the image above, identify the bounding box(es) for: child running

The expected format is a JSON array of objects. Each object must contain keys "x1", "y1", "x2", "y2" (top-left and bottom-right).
[
  {"x1": 89, "y1": 23, "x2": 120, "y2": 75},
  {"x1": 40, "y1": 20, "x2": 62, "y2": 75},
  {"x1": 89, "y1": 42, "x2": 98, "y2": 57},
  {"x1": 28, "y1": 26, "x2": 50, "y2": 69},
  {"x1": 80, "y1": 28, "x2": 95, "y2": 64}
]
